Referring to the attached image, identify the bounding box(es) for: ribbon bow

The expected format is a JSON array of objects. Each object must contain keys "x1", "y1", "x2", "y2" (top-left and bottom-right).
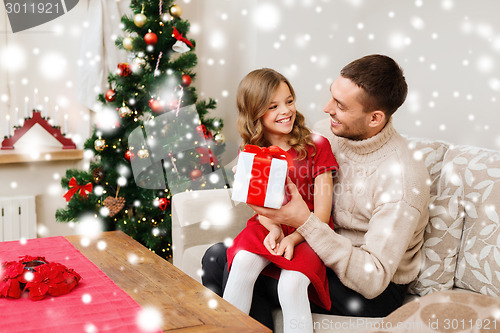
[
  {"x1": 172, "y1": 27, "x2": 193, "y2": 47},
  {"x1": 63, "y1": 177, "x2": 93, "y2": 202},
  {"x1": 242, "y1": 145, "x2": 294, "y2": 171}
]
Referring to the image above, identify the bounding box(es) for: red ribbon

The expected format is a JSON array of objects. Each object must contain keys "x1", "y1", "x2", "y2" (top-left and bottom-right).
[
  {"x1": 242, "y1": 145, "x2": 294, "y2": 172},
  {"x1": 172, "y1": 27, "x2": 193, "y2": 47},
  {"x1": 242, "y1": 145, "x2": 293, "y2": 207},
  {"x1": 63, "y1": 177, "x2": 93, "y2": 202}
]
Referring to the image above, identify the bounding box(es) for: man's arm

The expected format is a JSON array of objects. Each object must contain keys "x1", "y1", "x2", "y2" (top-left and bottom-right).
[
  {"x1": 248, "y1": 177, "x2": 311, "y2": 229},
  {"x1": 296, "y1": 204, "x2": 424, "y2": 299},
  {"x1": 251, "y1": 178, "x2": 427, "y2": 299}
]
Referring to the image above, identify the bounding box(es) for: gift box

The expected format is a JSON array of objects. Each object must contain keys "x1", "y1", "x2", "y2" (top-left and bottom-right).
[{"x1": 232, "y1": 145, "x2": 293, "y2": 209}]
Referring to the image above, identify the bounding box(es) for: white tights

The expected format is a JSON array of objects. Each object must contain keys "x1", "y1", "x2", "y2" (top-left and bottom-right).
[{"x1": 223, "y1": 250, "x2": 313, "y2": 333}]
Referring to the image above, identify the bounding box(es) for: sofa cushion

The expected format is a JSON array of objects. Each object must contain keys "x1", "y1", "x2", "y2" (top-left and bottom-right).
[
  {"x1": 363, "y1": 290, "x2": 500, "y2": 333},
  {"x1": 406, "y1": 138, "x2": 449, "y2": 197},
  {"x1": 448, "y1": 146, "x2": 500, "y2": 296},
  {"x1": 407, "y1": 139, "x2": 466, "y2": 296}
]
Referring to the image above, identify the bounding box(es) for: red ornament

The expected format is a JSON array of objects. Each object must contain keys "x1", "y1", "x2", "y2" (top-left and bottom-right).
[
  {"x1": 196, "y1": 124, "x2": 207, "y2": 137},
  {"x1": 144, "y1": 32, "x2": 158, "y2": 45},
  {"x1": 190, "y1": 169, "x2": 203, "y2": 180},
  {"x1": 167, "y1": 99, "x2": 179, "y2": 110},
  {"x1": 181, "y1": 74, "x2": 192, "y2": 86},
  {"x1": 149, "y1": 99, "x2": 165, "y2": 113},
  {"x1": 124, "y1": 150, "x2": 135, "y2": 161},
  {"x1": 105, "y1": 89, "x2": 116, "y2": 102},
  {"x1": 158, "y1": 197, "x2": 170, "y2": 211},
  {"x1": 117, "y1": 63, "x2": 132, "y2": 77}
]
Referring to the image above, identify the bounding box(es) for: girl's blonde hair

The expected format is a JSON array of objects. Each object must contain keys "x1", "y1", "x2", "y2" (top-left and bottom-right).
[{"x1": 236, "y1": 68, "x2": 314, "y2": 160}]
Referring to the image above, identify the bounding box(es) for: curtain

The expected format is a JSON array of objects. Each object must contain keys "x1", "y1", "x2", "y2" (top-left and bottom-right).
[{"x1": 77, "y1": 0, "x2": 130, "y2": 111}]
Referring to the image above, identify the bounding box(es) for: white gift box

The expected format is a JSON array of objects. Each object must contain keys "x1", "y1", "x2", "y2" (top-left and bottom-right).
[{"x1": 231, "y1": 150, "x2": 288, "y2": 209}]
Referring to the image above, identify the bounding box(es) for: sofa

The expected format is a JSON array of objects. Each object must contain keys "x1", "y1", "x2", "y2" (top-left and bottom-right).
[{"x1": 171, "y1": 118, "x2": 500, "y2": 332}]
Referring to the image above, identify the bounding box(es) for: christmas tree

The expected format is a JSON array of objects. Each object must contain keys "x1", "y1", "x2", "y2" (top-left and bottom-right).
[{"x1": 56, "y1": 0, "x2": 227, "y2": 259}]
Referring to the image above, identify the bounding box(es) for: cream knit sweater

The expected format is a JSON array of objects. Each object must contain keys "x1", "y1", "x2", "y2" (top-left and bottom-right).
[{"x1": 298, "y1": 120, "x2": 430, "y2": 299}]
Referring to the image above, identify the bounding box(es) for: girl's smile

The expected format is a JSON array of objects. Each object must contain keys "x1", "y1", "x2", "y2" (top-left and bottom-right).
[{"x1": 262, "y1": 81, "x2": 297, "y2": 146}]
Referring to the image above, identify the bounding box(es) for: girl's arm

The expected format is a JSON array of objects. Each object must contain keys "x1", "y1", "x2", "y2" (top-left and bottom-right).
[
  {"x1": 259, "y1": 215, "x2": 285, "y2": 255},
  {"x1": 279, "y1": 171, "x2": 334, "y2": 251},
  {"x1": 312, "y1": 171, "x2": 334, "y2": 224},
  {"x1": 259, "y1": 215, "x2": 280, "y2": 231}
]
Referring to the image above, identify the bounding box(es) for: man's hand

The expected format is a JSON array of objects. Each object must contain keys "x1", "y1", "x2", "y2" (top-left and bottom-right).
[
  {"x1": 263, "y1": 225, "x2": 284, "y2": 255},
  {"x1": 249, "y1": 177, "x2": 311, "y2": 229}
]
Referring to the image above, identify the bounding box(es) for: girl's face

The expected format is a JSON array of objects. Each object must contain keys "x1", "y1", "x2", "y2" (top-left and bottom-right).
[{"x1": 261, "y1": 82, "x2": 296, "y2": 143}]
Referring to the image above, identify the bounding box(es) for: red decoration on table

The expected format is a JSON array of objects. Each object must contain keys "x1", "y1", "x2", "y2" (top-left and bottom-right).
[
  {"x1": 1, "y1": 111, "x2": 76, "y2": 150},
  {"x1": 144, "y1": 32, "x2": 158, "y2": 45},
  {"x1": 0, "y1": 236, "x2": 163, "y2": 332},
  {"x1": 172, "y1": 27, "x2": 193, "y2": 47},
  {"x1": 181, "y1": 74, "x2": 192, "y2": 86},
  {"x1": 158, "y1": 197, "x2": 170, "y2": 211},
  {"x1": 0, "y1": 255, "x2": 81, "y2": 301},
  {"x1": 231, "y1": 145, "x2": 293, "y2": 209},
  {"x1": 63, "y1": 177, "x2": 93, "y2": 202},
  {"x1": 105, "y1": 89, "x2": 116, "y2": 102},
  {"x1": 117, "y1": 63, "x2": 132, "y2": 77},
  {"x1": 0, "y1": 261, "x2": 24, "y2": 298}
]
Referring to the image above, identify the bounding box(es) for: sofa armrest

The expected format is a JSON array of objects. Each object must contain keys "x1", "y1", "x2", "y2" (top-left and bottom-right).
[{"x1": 171, "y1": 188, "x2": 254, "y2": 279}]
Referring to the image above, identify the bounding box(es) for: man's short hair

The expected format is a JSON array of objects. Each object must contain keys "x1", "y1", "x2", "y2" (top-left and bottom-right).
[{"x1": 340, "y1": 54, "x2": 408, "y2": 117}]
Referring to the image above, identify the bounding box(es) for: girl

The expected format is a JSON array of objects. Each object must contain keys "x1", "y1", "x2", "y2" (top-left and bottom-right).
[{"x1": 224, "y1": 68, "x2": 338, "y2": 333}]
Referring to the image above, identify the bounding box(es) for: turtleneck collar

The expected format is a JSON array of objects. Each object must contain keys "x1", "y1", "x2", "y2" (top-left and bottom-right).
[{"x1": 336, "y1": 119, "x2": 399, "y2": 161}]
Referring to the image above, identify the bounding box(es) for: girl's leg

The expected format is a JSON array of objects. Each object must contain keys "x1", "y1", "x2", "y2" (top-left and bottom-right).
[
  {"x1": 278, "y1": 270, "x2": 313, "y2": 333},
  {"x1": 223, "y1": 250, "x2": 270, "y2": 314}
]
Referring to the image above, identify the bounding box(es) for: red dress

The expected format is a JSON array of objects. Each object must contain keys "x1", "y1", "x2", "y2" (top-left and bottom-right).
[{"x1": 227, "y1": 134, "x2": 338, "y2": 310}]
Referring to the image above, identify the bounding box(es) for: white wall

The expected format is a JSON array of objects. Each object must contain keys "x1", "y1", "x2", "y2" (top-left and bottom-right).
[
  {"x1": 183, "y1": 0, "x2": 500, "y2": 164},
  {"x1": 1, "y1": 1, "x2": 90, "y2": 145}
]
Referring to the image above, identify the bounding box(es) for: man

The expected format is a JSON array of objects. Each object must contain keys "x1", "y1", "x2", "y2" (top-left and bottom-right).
[{"x1": 202, "y1": 54, "x2": 430, "y2": 330}]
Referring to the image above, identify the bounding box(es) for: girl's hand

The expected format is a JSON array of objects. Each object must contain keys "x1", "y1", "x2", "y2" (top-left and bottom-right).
[
  {"x1": 263, "y1": 225, "x2": 284, "y2": 255},
  {"x1": 276, "y1": 235, "x2": 295, "y2": 260}
]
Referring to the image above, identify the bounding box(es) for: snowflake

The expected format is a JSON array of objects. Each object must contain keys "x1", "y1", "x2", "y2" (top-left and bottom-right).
[
  {"x1": 82, "y1": 293, "x2": 92, "y2": 304},
  {"x1": 136, "y1": 307, "x2": 163, "y2": 332}
]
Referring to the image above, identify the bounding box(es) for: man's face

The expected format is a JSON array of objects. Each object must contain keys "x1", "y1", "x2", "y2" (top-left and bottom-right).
[{"x1": 323, "y1": 76, "x2": 376, "y2": 140}]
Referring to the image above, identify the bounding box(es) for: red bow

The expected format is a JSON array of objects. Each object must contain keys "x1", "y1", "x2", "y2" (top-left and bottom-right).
[
  {"x1": 242, "y1": 145, "x2": 294, "y2": 172},
  {"x1": 172, "y1": 27, "x2": 193, "y2": 47},
  {"x1": 63, "y1": 177, "x2": 93, "y2": 202}
]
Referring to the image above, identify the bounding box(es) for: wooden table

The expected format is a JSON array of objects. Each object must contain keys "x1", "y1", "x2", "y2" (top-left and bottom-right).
[{"x1": 65, "y1": 231, "x2": 271, "y2": 333}]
